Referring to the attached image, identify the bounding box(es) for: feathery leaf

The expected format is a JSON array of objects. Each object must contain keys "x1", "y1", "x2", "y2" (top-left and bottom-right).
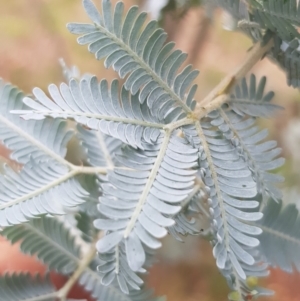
[
  {"x1": 2, "y1": 216, "x2": 160, "y2": 301},
  {"x1": 2, "y1": 217, "x2": 80, "y2": 274},
  {"x1": 220, "y1": 75, "x2": 284, "y2": 201},
  {"x1": 16, "y1": 77, "x2": 164, "y2": 149},
  {"x1": 256, "y1": 199, "x2": 300, "y2": 273},
  {"x1": 94, "y1": 134, "x2": 198, "y2": 292},
  {"x1": 67, "y1": 0, "x2": 199, "y2": 119},
  {"x1": 0, "y1": 273, "x2": 56, "y2": 301},
  {"x1": 0, "y1": 159, "x2": 88, "y2": 227},
  {"x1": 184, "y1": 118, "x2": 265, "y2": 300},
  {"x1": 0, "y1": 79, "x2": 72, "y2": 165}
]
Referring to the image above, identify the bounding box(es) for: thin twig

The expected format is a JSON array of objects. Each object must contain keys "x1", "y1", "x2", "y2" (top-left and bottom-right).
[
  {"x1": 195, "y1": 38, "x2": 274, "y2": 117},
  {"x1": 57, "y1": 243, "x2": 97, "y2": 301}
]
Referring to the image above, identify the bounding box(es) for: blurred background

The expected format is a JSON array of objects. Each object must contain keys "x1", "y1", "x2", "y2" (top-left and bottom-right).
[{"x1": 0, "y1": 0, "x2": 300, "y2": 300}]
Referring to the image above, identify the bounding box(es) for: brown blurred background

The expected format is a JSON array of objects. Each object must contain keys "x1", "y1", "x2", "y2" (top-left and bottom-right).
[{"x1": 1, "y1": 1, "x2": 300, "y2": 300}]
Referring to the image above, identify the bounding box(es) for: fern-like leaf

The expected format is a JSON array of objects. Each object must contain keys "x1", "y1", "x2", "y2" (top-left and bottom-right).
[
  {"x1": 183, "y1": 118, "x2": 265, "y2": 299},
  {"x1": 0, "y1": 159, "x2": 88, "y2": 227},
  {"x1": 0, "y1": 79, "x2": 72, "y2": 165},
  {"x1": 16, "y1": 77, "x2": 164, "y2": 149},
  {"x1": 220, "y1": 75, "x2": 284, "y2": 201},
  {"x1": 94, "y1": 134, "x2": 198, "y2": 292},
  {"x1": 249, "y1": 0, "x2": 300, "y2": 41},
  {"x1": 2, "y1": 216, "x2": 159, "y2": 301},
  {"x1": 0, "y1": 273, "x2": 56, "y2": 301},
  {"x1": 67, "y1": 0, "x2": 199, "y2": 119},
  {"x1": 2, "y1": 217, "x2": 80, "y2": 274},
  {"x1": 80, "y1": 258, "x2": 161, "y2": 301},
  {"x1": 228, "y1": 75, "x2": 281, "y2": 118},
  {"x1": 256, "y1": 199, "x2": 300, "y2": 273},
  {"x1": 216, "y1": 0, "x2": 300, "y2": 42}
]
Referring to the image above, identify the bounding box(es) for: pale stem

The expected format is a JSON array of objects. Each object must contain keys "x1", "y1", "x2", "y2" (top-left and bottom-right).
[
  {"x1": 165, "y1": 117, "x2": 196, "y2": 131},
  {"x1": 57, "y1": 244, "x2": 97, "y2": 301},
  {"x1": 195, "y1": 38, "x2": 274, "y2": 117},
  {"x1": 18, "y1": 110, "x2": 165, "y2": 130},
  {"x1": 123, "y1": 130, "x2": 172, "y2": 238},
  {"x1": 72, "y1": 165, "x2": 108, "y2": 174},
  {"x1": 95, "y1": 131, "x2": 115, "y2": 169}
]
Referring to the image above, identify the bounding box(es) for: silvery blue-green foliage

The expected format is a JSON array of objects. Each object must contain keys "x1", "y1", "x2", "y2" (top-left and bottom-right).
[
  {"x1": 214, "y1": 0, "x2": 300, "y2": 88},
  {"x1": 248, "y1": 0, "x2": 300, "y2": 41},
  {"x1": 2, "y1": 216, "x2": 159, "y2": 301},
  {"x1": 0, "y1": 159, "x2": 88, "y2": 227},
  {"x1": 18, "y1": 78, "x2": 163, "y2": 149},
  {"x1": 66, "y1": 0, "x2": 198, "y2": 118},
  {"x1": 77, "y1": 124, "x2": 122, "y2": 167},
  {"x1": 183, "y1": 113, "x2": 269, "y2": 299},
  {"x1": 228, "y1": 75, "x2": 280, "y2": 118},
  {"x1": 94, "y1": 134, "x2": 198, "y2": 293},
  {"x1": 179, "y1": 75, "x2": 283, "y2": 300},
  {"x1": 2, "y1": 217, "x2": 81, "y2": 275},
  {"x1": 222, "y1": 75, "x2": 284, "y2": 202},
  {"x1": 256, "y1": 199, "x2": 300, "y2": 273},
  {"x1": 0, "y1": 80, "x2": 73, "y2": 163},
  {"x1": 0, "y1": 81, "x2": 93, "y2": 227},
  {"x1": 0, "y1": 0, "x2": 298, "y2": 300},
  {"x1": 0, "y1": 273, "x2": 57, "y2": 301},
  {"x1": 216, "y1": 0, "x2": 300, "y2": 40}
]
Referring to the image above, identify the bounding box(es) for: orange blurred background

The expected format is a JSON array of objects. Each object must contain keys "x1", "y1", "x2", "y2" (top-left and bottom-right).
[{"x1": 1, "y1": 1, "x2": 300, "y2": 300}]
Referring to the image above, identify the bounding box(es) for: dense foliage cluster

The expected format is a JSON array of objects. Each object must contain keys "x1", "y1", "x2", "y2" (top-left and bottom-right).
[{"x1": 1, "y1": 1, "x2": 300, "y2": 301}]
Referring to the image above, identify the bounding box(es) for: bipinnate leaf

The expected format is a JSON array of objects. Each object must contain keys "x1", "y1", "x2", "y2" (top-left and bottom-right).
[
  {"x1": 94, "y1": 134, "x2": 198, "y2": 293},
  {"x1": 16, "y1": 77, "x2": 163, "y2": 149},
  {"x1": 2, "y1": 216, "x2": 161, "y2": 301},
  {"x1": 256, "y1": 199, "x2": 300, "y2": 273},
  {"x1": 220, "y1": 75, "x2": 284, "y2": 202},
  {"x1": 67, "y1": 0, "x2": 199, "y2": 119},
  {"x1": 0, "y1": 79, "x2": 73, "y2": 164},
  {"x1": 0, "y1": 273, "x2": 56, "y2": 301},
  {"x1": 0, "y1": 159, "x2": 88, "y2": 227}
]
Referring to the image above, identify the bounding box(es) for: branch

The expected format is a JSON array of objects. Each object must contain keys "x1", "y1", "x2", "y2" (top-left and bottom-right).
[
  {"x1": 57, "y1": 242, "x2": 97, "y2": 301},
  {"x1": 73, "y1": 165, "x2": 109, "y2": 174},
  {"x1": 195, "y1": 38, "x2": 274, "y2": 117}
]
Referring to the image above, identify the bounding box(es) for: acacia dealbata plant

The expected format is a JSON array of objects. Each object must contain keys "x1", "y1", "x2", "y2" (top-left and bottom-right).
[{"x1": 0, "y1": 0, "x2": 300, "y2": 300}]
